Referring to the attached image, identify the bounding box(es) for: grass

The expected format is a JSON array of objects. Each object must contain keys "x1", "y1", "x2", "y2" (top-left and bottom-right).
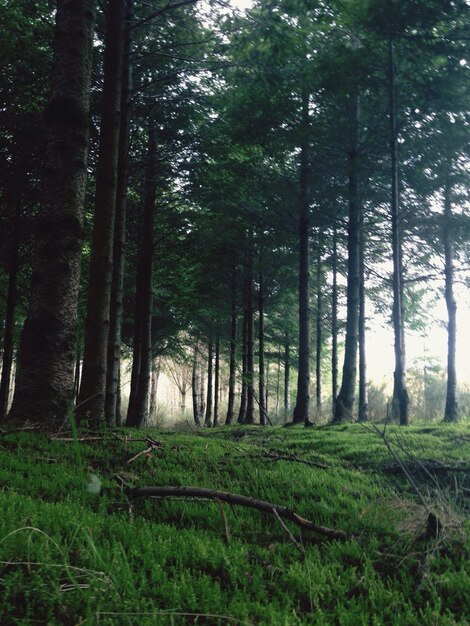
[{"x1": 0, "y1": 423, "x2": 468, "y2": 625}]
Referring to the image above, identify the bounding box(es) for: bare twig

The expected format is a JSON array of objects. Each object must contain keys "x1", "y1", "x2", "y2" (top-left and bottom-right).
[{"x1": 129, "y1": 486, "x2": 347, "y2": 540}]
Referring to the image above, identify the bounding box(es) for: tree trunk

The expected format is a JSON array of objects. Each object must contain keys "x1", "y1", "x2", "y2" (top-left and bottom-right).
[
  {"x1": 226, "y1": 273, "x2": 237, "y2": 424},
  {"x1": 315, "y1": 238, "x2": 322, "y2": 418},
  {"x1": 293, "y1": 112, "x2": 311, "y2": 425},
  {"x1": 0, "y1": 207, "x2": 20, "y2": 420},
  {"x1": 334, "y1": 94, "x2": 360, "y2": 423},
  {"x1": 284, "y1": 330, "x2": 290, "y2": 420},
  {"x1": 331, "y1": 226, "x2": 338, "y2": 416},
  {"x1": 149, "y1": 357, "x2": 160, "y2": 421},
  {"x1": 205, "y1": 332, "x2": 213, "y2": 427},
  {"x1": 258, "y1": 266, "x2": 266, "y2": 426},
  {"x1": 214, "y1": 329, "x2": 220, "y2": 426},
  {"x1": 192, "y1": 343, "x2": 201, "y2": 426},
  {"x1": 389, "y1": 39, "x2": 409, "y2": 426},
  {"x1": 74, "y1": 350, "x2": 81, "y2": 404},
  {"x1": 77, "y1": 0, "x2": 125, "y2": 427},
  {"x1": 237, "y1": 288, "x2": 248, "y2": 424},
  {"x1": 9, "y1": 0, "x2": 96, "y2": 426},
  {"x1": 126, "y1": 124, "x2": 156, "y2": 428},
  {"x1": 245, "y1": 242, "x2": 255, "y2": 424},
  {"x1": 358, "y1": 222, "x2": 368, "y2": 422},
  {"x1": 105, "y1": 0, "x2": 133, "y2": 427},
  {"x1": 443, "y1": 182, "x2": 458, "y2": 422}
]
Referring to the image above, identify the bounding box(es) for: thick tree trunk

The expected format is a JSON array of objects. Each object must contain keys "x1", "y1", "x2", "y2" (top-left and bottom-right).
[
  {"x1": 293, "y1": 126, "x2": 311, "y2": 425},
  {"x1": 214, "y1": 330, "x2": 220, "y2": 427},
  {"x1": 126, "y1": 125, "x2": 156, "y2": 428},
  {"x1": 0, "y1": 208, "x2": 19, "y2": 420},
  {"x1": 105, "y1": 0, "x2": 133, "y2": 427},
  {"x1": 389, "y1": 40, "x2": 409, "y2": 426},
  {"x1": 77, "y1": 0, "x2": 125, "y2": 427},
  {"x1": 315, "y1": 239, "x2": 322, "y2": 418},
  {"x1": 9, "y1": 0, "x2": 96, "y2": 426},
  {"x1": 358, "y1": 224, "x2": 368, "y2": 422},
  {"x1": 258, "y1": 267, "x2": 267, "y2": 426},
  {"x1": 334, "y1": 94, "x2": 360, "y2": 423},
  {"x1": 443, "y1": 182, "x2": 458, "y2": 422},
  {"x1": 226, "y1": 274, "x2": 237, "y2": 424},
  {"x1": 205, "y1": 332, "x2": 213, "y2": 427},
  {"x1": 331, "y1": 227, "x2": 338, "y2": 416}
]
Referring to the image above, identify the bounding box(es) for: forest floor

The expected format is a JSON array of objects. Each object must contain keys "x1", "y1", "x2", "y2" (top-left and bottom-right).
[{"x1": 0, "y1": 422, "x2": 469, "y2": 625}]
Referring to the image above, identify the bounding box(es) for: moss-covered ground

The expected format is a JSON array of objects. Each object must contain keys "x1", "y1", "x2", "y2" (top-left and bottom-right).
[{"x1": 0, "y1": 422, "x2": 468, "y2": 625}]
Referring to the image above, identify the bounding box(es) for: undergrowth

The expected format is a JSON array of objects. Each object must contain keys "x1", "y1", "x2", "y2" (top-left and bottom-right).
[{"x1": 0, "y1": 423, "x2": 468, "y2": 625}]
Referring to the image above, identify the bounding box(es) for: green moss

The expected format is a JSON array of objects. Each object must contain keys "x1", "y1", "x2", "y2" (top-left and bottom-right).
[{"x1": 0, "y1": 424, "x2": 468, "y2": 624}]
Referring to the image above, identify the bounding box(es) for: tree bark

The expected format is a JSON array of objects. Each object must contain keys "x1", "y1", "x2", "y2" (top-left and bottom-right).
[
  {"x1": 293, "y1": 98, "x2": 311, "y2": 425},
  {"x1": 192, "y1": 343, "x2": 201, "y2": 426},
  {"x1": 126, "y1": 124, "x2": 157, "y2": 428},
  {"x1": 205, "y1": 331, "x2": 213, "y2": 427},
  {"x1": 226, "y1": 273, "x2": 237, "y2": 424},
  {"x1": 331, "y1": 227, "x2": 338, "y2": 416},
  {"x1": 315, "y1": 238, "x2": 322, "y2": 418},
  {"x1": 77, "y1": 0, "x2": 125, "y2": 427},
  {"x1": 284, "y1": 330, "x2": 290, "y2": 420},
  {"x1": 258, "y1": 266, "x2": 267, "y2": 426},
  {"x1": 9, "y1": 0, "x2": 96, "y2": 426},
  {"x1": 443, "y1": 182, "x2": 458, "y2": 422},
  {"x1": 0, "y1": 207, "x2": 20, "y2": 420},
  {"x1": 334, "y1": 94, "x2": 360, "y2": 423},
  {"x1": 214, "y1": 329, "x2": 220, "y2": 427},
  {"x1": 389, "y1": 39, "x2": 409, "y2": 426},
  {"x1": 245, "y1": 242, "x2": 255, "y2": 424},
  {"x1": 237, "y1": 277, "x2": 248, "y2": 424},
  {"x1": 105, "y1": 0, "x2": 133, "y2": 427},
  {"x1": 358, "y1": 222, "x2": 368, "y2": 422},
  {"x1": 149, "y1": 357, "x2": 160, "y2": 421}
]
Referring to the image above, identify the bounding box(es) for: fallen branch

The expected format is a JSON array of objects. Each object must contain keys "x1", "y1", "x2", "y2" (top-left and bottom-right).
[{"x1": 128, "y1": 486, "x2": 347, "y2": 540}]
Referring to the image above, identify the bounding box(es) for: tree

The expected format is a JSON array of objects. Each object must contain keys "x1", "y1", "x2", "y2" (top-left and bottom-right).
[
  {"x1": 77, "y1": 0, "x2": 126, "y2": 427},
  {"x1": 9, "y1": 0, "x2": 96, "y2": 425}
]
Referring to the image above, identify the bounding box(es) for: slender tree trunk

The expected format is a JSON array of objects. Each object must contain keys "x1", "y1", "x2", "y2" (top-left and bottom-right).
[
  {"x1": 358, "y1": 222, "x2": 368, "y2": 422},
  {"x1": 9, "y1": 0, "x2": 96, "y2": 426},
  {"x1": 226, "y1": 274, "x2": 237, "y2": 424},
  {"x1": 237, "y1": 311, "x2": 248, "y2": 424},
  {"x1": 126, "y1": 124, "x2": 156, "y2": 427},
  {"x1": 199, "y1": 365, "x2": 206, "y2": 419},
  {"x1": 192, "y1": 343, "x2": 201, "y2": 426},
  {"x1": 331, "y1": 227, "x2": 338, "y2": 416},
  {"x1": 389, "y1": 39, "x2": 409, "y2": 426},
  {"x1": 334, "y1": 94, "x2": 361, "y2": 423},
  {"x1": 245, "y1": 243, "x2": 255, "y2": 424},
  {"x1": 315, "y1": 238, "x2": 322, "y2": 418},
  {"x1": 214, "y1": 330, "x2": 220, "y2": 427},
  {"x1": 0, "y1": 208, "x2": 19, "y2": 420},
  {"x1": 77, "y1": 0, "x2": 125, "y2": 427},
  {"x1": 293, "y1": 107, "x2": 311, "y2": 425},
  {"x1": 74, "y1": 350, "x2": 81, "y2": 404},
  {"x1": 149, "y1": 357, "x2": 160, "y2": 421},
  {"x1": 443, "y1": 182, "x2": 458, "y2": 422},
  {"x1": 284, "y1": 330, "x2": 290, "y2": 420},
  {"x1": 105, "y1": 0, "x2": 133, "y2": 427},
  {"x1": 258, "y1": 266, "x2": 266, "y2": 426},
  {"x1": 205, "y1": 332, "x2": 213, "y2": 427}
]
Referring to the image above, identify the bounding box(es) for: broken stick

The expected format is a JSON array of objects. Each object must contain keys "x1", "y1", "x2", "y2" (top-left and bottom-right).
[{"x1": 128, "y1": 486, "x2": 347, "y2": 540}]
